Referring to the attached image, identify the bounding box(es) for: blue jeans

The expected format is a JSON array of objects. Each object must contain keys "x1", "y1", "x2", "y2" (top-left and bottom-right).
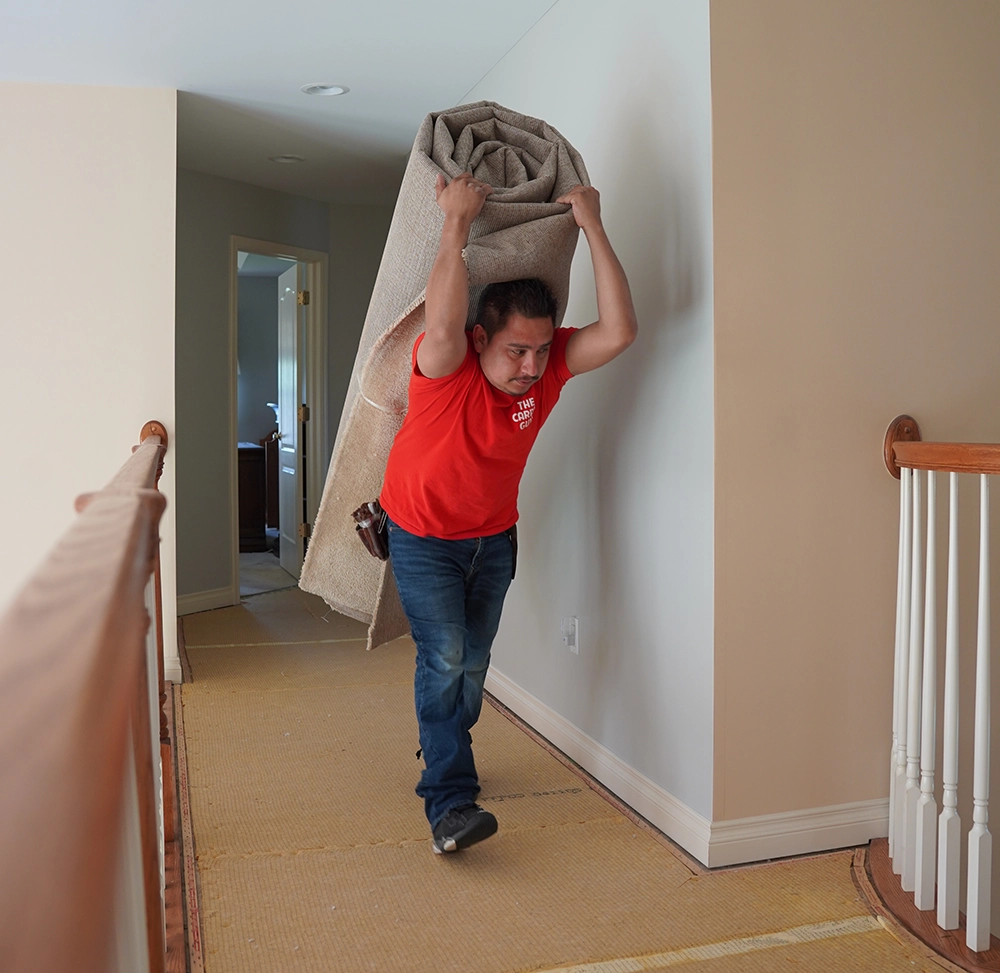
[{"x1": 386, "y1": 517, "x2": 514, "y2": 828}]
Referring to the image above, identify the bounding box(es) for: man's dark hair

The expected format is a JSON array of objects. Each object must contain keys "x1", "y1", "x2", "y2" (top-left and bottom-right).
[{"x1": 476, "y1": 278, "x2": 558, "y2": 341}]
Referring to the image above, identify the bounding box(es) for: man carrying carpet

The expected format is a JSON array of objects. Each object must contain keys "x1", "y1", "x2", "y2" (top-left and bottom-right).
[{"x1": 378, "y1": 170, "x2": 637, "y2": 855}]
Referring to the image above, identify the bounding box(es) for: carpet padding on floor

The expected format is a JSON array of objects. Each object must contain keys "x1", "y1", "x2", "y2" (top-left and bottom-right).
[{"x1": 180, "y1": 589, "x2": 941, "y2": 973}]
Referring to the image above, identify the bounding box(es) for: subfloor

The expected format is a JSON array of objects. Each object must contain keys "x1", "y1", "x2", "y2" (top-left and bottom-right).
[{"x1": 178, "y1": 588, "x2": 944, "y2": 973}]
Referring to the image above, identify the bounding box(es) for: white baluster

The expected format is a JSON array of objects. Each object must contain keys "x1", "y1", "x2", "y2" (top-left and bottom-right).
[
  {"x1": 893, "y1": 467, "x2": 912, "y2": 874},
  {"x1": 937, "y1": 472, "x2": 961, "y2": 929},
  {"x1": 967, "y1": 474, "x2": 992, "y2": 951},
  {"x1": 902, "y1": 468, "x2": 923, "y2": 892},
  {"x1": 914, "y1": 471, "x2": 937, "y2": 908},
  {"x1": 890, "y1": 467, "x2": 909, "y2": 859}
]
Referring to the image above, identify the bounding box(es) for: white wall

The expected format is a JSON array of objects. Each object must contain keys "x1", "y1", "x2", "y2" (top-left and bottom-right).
[
  {"x1": 467, "y1": 0, "x2": 716, "y2": 820},
  {"x1": 0, "y1": 82, "x2": 178, "y2": 676},
  {"x1": 236, "y1": 276, "x2": 279, "y2": 445}
]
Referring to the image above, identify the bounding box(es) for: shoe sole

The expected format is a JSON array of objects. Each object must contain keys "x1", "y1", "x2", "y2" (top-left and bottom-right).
[{"x1": 432, "y1": 813, "x2": 498, "y2": 855}]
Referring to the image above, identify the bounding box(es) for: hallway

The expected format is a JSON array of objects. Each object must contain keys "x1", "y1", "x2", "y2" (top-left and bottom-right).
[{"x1": 178, "y1": 589, "x2": 939, "y2": 973}]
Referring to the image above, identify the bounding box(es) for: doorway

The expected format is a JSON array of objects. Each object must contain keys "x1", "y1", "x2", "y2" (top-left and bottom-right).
[{"x1": 230, "y1": 237, "x2": 328, "y2": 600}]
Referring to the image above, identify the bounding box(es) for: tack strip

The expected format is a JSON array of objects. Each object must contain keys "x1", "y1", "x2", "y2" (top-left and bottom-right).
[
  {"x1": 173, "y1": 683, "x2": 205, "y2": 973},
  {"x1": 486, "y1": 691, "x2": 708, "y2": 875}
]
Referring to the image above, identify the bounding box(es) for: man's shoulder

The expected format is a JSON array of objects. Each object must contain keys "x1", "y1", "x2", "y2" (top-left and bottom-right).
[{"x1": 406, "y1": 333, "x2": 481, "y2": 418}]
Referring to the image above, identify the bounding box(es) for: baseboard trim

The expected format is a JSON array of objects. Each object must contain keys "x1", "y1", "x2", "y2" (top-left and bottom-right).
[
  {"x1": 485, "y1": 668, "x2": 889, "y2": 869},
  {"x1": 484, "y1": 668, "x2": 713, "y2": 864},
  {"x1": 708, "y1": 798, "x2": 889, "y2": 868},
  {"x1": 176, "y1": 587, "x2": 236, "y2": 617},
  {"x1": 165, "y1": 658, "x2": 182, "y2": 684}
]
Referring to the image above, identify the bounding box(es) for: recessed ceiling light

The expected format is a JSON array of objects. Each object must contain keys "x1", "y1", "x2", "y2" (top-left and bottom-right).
[
  {"x1": 269, "y1": 154, "x2": 306, "y2": 164},
  {"x1": 301, "y1": 83, "x2": 349, "y2": 97}
]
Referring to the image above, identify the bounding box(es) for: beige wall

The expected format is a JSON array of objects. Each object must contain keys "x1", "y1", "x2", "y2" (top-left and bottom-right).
[
  {"x1": 0, "y1": 82, "x2": 178, "y2": 675},
  {"x1": 711, "y1": 0, "x2": 1000, "y2": 820}
]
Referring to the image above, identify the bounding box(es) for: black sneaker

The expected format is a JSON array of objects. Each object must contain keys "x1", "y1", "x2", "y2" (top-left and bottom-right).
[{"x1": 431, "y1": 803, "x2": 498, "y2": 854}]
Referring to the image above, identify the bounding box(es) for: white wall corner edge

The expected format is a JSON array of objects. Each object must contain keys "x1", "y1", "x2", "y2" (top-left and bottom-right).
[
  {"x1": 176, "y1": 586, "x2": 237, "y2": 617},
  {"x1": 485, "y1": 668, "x2": 888, "y2": 869}
]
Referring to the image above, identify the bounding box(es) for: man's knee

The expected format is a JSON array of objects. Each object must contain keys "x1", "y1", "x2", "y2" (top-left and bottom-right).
[{"x1": 413, "y1": 622, "x2": 465, "y2": 674}]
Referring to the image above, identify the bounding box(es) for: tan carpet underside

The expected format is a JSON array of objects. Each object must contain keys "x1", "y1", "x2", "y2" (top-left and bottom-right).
[{"x1": 182, "y1": 589, "x2": 923, "y2": 973}]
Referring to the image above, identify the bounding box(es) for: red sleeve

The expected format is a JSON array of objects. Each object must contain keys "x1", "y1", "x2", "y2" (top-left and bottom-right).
[{"x1": 548, "y1": 327, "x2": 578, "y2": 386}]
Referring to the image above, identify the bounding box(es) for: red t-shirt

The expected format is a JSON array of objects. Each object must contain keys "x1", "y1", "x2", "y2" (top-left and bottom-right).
[{"x1": 380, "y1": 327, "x2": 576, "y2": 539}]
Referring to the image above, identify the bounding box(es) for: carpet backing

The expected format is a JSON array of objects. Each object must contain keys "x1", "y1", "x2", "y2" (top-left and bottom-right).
[{"x1": 181, "y1": 589, "x2": 941, "y2": 973}]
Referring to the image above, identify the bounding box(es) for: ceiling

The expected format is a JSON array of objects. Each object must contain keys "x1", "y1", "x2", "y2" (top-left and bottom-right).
[
  {"x1": 238, "y1": 252, "x2": 297, "y2": 277},
  {"x1": 1, "y1": 0, "x2": 560, "y2": 204}
]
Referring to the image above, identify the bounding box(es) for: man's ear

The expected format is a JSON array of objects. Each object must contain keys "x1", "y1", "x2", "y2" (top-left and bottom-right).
[{"x1": 471, "y1": 324, "x2": 489, "y2": 353}]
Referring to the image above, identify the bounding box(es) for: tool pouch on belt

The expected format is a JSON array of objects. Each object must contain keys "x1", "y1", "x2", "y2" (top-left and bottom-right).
[
  {"x1": 506, "y1": 524, "x2": 518, "y2": 580},
  {"x1": 351, "y1": 499, "x2": 389, "y2": 561}
]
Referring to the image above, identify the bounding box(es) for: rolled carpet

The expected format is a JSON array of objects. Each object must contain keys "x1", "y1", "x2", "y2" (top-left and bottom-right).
[{"x1": 300, "y1": 101, "x2": 589, "y2": 650}]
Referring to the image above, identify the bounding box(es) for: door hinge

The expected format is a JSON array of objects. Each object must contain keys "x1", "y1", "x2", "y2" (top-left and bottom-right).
[
  {"x1": 297, "y1": 290, "x2": 310, "y2": 306},
  {"x1": 298, "y1": 404, "x2": 310, "y2": 422},
  {"x1": 298, "y1": 522, "x2": 312, "y2": 538}
]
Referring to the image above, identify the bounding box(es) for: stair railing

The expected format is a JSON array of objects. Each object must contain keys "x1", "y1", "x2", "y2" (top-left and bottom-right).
[
  {"x1": 0, "y1": 422, "x2": 170, "y2": 973},
  {"x1": 885, "y1": 415, "x2": 1000, "y2": 952}
]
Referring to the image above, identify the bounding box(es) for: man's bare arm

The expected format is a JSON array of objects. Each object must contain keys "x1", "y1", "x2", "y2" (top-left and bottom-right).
[
  {"x1": 418, "y1": 173, "x2": 492, "y2": 379},
  {"x1": 558, "y1": 186, "x2": 638, "y2": 376}
]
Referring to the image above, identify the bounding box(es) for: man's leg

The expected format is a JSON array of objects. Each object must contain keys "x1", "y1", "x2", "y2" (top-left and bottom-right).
[
  {"x1": 460, "y1": 529, "x2": 515, "y2": 736},
  {"x1": 387, "y1": 522, "x2": 480, "y2": 828},
  {"x1": 387, "y1": 521, "x2": 513, "y2": 850}
]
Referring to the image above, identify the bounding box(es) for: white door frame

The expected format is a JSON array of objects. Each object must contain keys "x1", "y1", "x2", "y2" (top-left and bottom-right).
[{"x1": 228, "y1": 235, "x2": 329, "y2": 603}]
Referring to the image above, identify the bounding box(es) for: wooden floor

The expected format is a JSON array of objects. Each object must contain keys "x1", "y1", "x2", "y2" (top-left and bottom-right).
[
  {"x1": 165, "y1": 832, "x2": 185, "y2": 973},
  {"x1": 864, "y1": 839, "x2": 1000, "y2": 973}
]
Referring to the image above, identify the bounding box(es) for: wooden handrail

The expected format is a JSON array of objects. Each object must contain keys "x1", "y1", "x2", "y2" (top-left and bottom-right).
[
  {"x1": 0, "y1": 424, "x2": 168, "y2": 973},
  {"x1": 884, "y1": 415, "x2": 1000, "y2": 478}
]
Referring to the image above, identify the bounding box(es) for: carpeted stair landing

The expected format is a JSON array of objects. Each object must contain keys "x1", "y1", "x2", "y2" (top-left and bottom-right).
[{"x1": 180, "y1": 588, "x2": 939, "y2": 973}]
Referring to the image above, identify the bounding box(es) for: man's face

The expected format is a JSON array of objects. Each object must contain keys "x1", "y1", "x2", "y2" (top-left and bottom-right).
[{"x1": 472, "y1": 314, "x2": 555, "y2": 397}]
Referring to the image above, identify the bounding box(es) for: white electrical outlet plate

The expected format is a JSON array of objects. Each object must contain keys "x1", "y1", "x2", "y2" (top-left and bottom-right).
[{"x1": 560, "y1": 616, "x2": 579, "y2": 654}]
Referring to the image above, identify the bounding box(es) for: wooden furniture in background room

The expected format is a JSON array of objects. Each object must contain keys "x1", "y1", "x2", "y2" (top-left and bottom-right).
[
  {"x1": 260, "y1": 430, "x2": 279, "y2": 530},
  {"x1": 238, "y1": 442, "x2": 267, "y2": 552}
]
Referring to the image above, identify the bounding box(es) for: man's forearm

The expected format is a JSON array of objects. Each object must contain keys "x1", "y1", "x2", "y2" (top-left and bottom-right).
[
  {"x1": 585, "y1": 223, "x2": 638, "y2": 344},
  {"x1": 418, "y1": 174, "x2": 491, "y2": 378}
]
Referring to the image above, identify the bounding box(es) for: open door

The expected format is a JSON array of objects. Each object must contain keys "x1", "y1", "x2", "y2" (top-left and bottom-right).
[{"x1": 277, "y1": 264, "x2": 304, "y2": 577}]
